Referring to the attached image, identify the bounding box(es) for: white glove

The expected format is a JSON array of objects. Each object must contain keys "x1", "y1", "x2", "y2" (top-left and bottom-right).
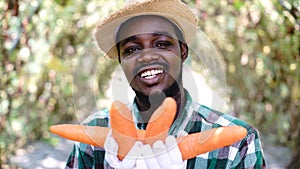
[
  {"x1": 142, "y1": 130, "x2": 188, "y2": 169},
  {"x1": 104, "y1": 130, "x2": 143, "y2": 169}
]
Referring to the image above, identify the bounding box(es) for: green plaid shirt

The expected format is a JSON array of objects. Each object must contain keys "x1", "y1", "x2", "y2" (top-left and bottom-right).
[{"x1": 65, "y1": 91, "x2": 266, "y2": 169}]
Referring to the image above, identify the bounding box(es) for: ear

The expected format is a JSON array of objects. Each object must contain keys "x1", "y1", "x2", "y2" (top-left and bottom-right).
[{"x1": 180, "y1": 42, "x2": 188, "y2": 62}]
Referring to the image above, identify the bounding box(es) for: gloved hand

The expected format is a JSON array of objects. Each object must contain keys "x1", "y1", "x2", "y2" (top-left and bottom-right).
[
  {"x1": 105, "y1": 129, "x2": 188, "y2": 169},
  {"x1": 142, "y1": 130, "x2": 188, "y2": 169},
  {"x1": 104, "y1": 130, "x2": 144, "y2": 169}
]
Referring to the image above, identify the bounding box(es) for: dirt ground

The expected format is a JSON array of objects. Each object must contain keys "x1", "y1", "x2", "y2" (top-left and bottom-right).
[
  {"x1": 9, "y1": 138, "x2": 73, "y2": 169},
  {"x1": 9, "y1": 136, "x2": 292, "y2": 169}
]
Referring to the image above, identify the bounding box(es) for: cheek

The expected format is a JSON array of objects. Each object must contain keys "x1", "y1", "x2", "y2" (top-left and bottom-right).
[
  {"x1": 167, "y1": 55, "x2": 183, "y2": 78},
  {"x1": 169, "y1": 62, "x2": 182, "y2": 81},
  {"x1": 121, "y1": 62, "x2": 134, "y2": 82}
]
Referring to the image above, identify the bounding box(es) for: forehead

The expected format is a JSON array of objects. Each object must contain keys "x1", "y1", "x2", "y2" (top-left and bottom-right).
[{"x1": 116, "y1": 15, "x2": 178, "y2": 42}]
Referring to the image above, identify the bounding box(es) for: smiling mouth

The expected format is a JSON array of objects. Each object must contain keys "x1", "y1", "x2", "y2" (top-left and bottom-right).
[{"x1": 140, "y1": 69, "x2": 164, "y2": 79}]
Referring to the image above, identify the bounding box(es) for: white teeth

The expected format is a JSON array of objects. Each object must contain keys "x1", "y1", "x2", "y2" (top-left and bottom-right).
[
  {"x1": 145, "y1": 75, "x2": 155, "y2": 79},
  {"x1": 141, "y1": 69, "x2": 163, "y2": 79}
]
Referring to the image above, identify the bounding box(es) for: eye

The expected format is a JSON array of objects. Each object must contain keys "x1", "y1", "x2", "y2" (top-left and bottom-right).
[
  {"x1": 154, "y1": 41, "x2": 172, "y2": 49},
  {"x1": 123, "y1": 46, "x2": 141, "y2": 56}
]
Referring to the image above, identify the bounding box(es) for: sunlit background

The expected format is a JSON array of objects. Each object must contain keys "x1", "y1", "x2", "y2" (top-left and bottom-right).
[{"x1": 1, "y1": 0, "x2": 299, "y2": 168}]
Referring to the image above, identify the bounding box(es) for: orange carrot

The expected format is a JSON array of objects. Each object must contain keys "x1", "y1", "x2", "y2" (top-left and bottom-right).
[
  {"x1": 49, "y1": 124, "x2": 145, "y2": 148},
  {"x1": 49, "y1": 98, "x2": 248, "y2": 161},
  {"x1": 177, "y1": 125, "x2": 247, "y2": 160},
  {"x1": 143, "y1": 97, "x2": 177, "y2": 144},
  {"x1": 137, "y1": 129, "x2": 146, "y2": 139},
  {"x1": 50, "y1": 125, "x2": 247, "y2": 160},
  {"x1": 109, "y1": 100, "x2": 138, "y2": 160},
  {"x1": 50, "y1": 124, "x2": 247, "y2": 160},
  {"x1": 49, "y1": 124, "x2": 109, "y2": 147}
]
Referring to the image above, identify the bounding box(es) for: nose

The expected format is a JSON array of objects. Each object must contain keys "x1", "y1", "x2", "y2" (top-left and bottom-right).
[{"x1": 137, "y1": 49, "x2": 160, "y2": 63}]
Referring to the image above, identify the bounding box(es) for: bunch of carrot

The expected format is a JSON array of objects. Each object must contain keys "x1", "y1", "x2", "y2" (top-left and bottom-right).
[{"x1": 50, "y1": 97, "x2": 247, "y2": 160}]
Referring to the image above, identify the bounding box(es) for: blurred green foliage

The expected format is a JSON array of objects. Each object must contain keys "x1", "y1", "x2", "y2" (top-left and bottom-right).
[
  {"x1": 1, "y1": 0, "x2": 299, "y2": 167},
  {"x1": 189, "y1": 0, "x2": 299, "y2": 167},
  {"x1": 1, "y1": 0, "x2": 121, "y2": 164}
]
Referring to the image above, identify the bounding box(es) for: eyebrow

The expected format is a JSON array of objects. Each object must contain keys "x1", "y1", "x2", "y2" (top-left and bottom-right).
[
  {"x1": 119, "y1": 31, "x2": 175, "y2": 47},
  {"x1": 119, "y1": 36, "x2": 137, "y2": 47},
  {"x1": 152, "y1": 31, "x2": 173, "y2": 37}
]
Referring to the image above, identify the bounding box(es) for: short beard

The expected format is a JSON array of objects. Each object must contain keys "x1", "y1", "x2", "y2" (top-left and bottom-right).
[{"x1": 133, "y1": 72, "x2": 183, "y2": 112}]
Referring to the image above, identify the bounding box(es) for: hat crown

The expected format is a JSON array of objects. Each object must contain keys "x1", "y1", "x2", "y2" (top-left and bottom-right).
[
  {"x1": 94, "y1": 0, "x2": 198, "y2": 59},
  {"x1": 125, "y1": 0, "x2": 150, "y2": 6}
]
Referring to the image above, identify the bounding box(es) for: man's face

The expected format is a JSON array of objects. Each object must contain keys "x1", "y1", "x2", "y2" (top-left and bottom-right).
[{"x1": 117, "y1": 16, "x2": 187, "y2": 96}]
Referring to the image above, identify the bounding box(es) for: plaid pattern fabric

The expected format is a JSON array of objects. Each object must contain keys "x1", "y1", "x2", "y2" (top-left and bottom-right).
[{"x1": 65, "y1": 91, "x2": 266, "y2": 169}]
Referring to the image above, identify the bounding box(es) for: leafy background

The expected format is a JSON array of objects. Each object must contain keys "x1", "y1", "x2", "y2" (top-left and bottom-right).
[{"x1": 1, "y1": 0, "x2": 299, "y2": 168}]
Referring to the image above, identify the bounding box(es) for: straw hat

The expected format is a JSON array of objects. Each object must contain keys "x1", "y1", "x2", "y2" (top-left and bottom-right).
[{"x1": 93, "y1": 0, "x2": 198, "y2": 59}]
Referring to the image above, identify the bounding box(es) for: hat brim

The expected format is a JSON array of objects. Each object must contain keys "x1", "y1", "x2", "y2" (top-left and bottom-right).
[{"x1": 93, "y1": 0, "x2": 198, "y2": 59}]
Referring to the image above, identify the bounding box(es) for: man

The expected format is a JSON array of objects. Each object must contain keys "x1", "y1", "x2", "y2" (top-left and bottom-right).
[{"x1": 66, "y1": 0, "x2": 266, "y2": 168}]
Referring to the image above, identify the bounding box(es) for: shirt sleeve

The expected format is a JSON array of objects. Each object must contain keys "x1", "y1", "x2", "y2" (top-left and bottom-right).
[
  {"x1": 65, "y1": 142, "x2": 94, "y2": 169},
  {"x1": 234, "y1": 127, "x2": 266, "y2": 169},
  {"x1": 65, "y1": 110, "x2": 110, "y2": 169}
]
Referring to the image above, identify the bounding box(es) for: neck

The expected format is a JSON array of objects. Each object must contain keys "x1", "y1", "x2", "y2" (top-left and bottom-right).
[{"x1": 133, "y1": 82, "x2": 186, "y2": 123}]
